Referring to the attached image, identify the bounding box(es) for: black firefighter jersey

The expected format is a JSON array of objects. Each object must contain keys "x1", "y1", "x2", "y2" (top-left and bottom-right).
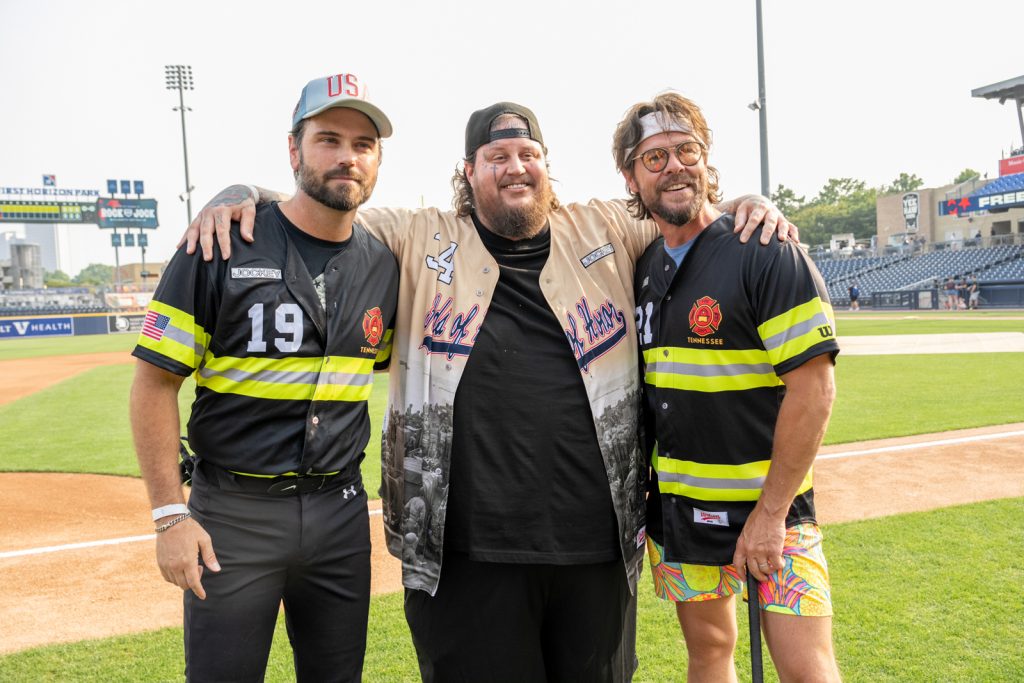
[
  {"x1": 635, "y1": 215, "x2": 838, "y2": 565},
  {"x1": 132, "y1": 205, "x2": 398, "y2": 476}
]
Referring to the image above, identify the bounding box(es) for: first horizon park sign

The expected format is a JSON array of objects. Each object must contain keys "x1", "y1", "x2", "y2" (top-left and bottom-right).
[{"x1": 0, "y1": 185, "x2": 100, "y2": 199}]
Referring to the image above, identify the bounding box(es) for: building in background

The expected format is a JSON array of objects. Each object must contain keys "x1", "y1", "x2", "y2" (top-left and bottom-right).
[
  {"x1": 1, "y1": 242, "x2": 44, "y2": 290},
  {"x1": 877, "y1": 155, "x2": 1024, "y2": 254}
]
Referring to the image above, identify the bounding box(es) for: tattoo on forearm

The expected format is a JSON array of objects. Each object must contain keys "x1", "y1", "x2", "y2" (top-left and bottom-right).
[{"x1": 207, "y1": 185, "x2": 253, "y2": 208}]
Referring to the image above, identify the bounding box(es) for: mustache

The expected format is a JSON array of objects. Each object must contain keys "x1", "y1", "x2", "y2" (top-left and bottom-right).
[
  {"x1": 657, "y1": 173, "x2": 697, "y2": 191},
  {"x1": 323, "y1": 168, "x2": 364, "y2": 182}
]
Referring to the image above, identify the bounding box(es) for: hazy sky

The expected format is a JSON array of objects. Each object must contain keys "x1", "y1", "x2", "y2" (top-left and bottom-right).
[{"x1": 2, "y1": 0, "x2": 1022, "y2": 275}]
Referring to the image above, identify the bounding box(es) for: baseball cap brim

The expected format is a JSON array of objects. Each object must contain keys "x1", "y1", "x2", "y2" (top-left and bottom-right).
[{"x1": 301, "y1": 100, "x2": 393, "y2": 138}]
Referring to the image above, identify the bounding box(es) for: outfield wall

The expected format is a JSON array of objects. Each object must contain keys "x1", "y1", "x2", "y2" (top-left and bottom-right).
[{"x1": 0, "y1": 312, "x2": 145, "y2": 339}]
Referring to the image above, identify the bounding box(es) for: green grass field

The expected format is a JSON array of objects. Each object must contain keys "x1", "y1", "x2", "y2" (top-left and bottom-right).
[
  {"x1": 2, "y1": 345, "x2": 1020, "y2": 484},
  {"x1": 1, "y1": 317, "x2": 1022, "y2": 680},
  {"x1": 835, "y1": 313, "x2": 1024, "y2": 336},
  {"x1": 2, "y1": 498, "x2": 1021, "y2": 681},
  {"x1": 0, "y1": 332, "x2": 136, "y2": 360}
]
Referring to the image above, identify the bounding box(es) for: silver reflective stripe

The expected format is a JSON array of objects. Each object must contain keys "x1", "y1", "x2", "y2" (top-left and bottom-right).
[
  {"x1": 320, "y1": 371, "x2": 373, "y2": 387},
  {"x1": 198, "y1": 367, "x2": 320, "y2": 385},
  {"x1": 198, "y1": 367, "x2": 374, "y2": 387},
  {"x1": 658, "y1": 471, "x2": 766, "y2": 490},
  {"x1": 647, "y1": 360, "x2": 774, "y2": 377},
  {"x1": 762, "y1": 311, "x2": 831, "y2": 351},
  {"x1": 164, "y1": 325, "x2": 194, "y2": 349}
]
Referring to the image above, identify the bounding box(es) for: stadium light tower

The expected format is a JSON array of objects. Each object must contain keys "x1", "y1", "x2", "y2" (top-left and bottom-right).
[
  {"x1": 971, "y1": 75, "x2": 1024, "y2": 153},
  {"x1": 165, "y1": 64, "x2": 196, "y2": 224}
]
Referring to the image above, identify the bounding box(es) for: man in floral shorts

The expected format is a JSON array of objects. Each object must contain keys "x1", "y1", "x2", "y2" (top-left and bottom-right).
[{"x1": 613, "y1": 92, "x2": 842, "y2": 681}]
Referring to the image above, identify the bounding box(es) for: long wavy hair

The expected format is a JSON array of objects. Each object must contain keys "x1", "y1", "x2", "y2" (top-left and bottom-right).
[{"x1": 611, "y1": 92, "x2": 721, "y2": 220}]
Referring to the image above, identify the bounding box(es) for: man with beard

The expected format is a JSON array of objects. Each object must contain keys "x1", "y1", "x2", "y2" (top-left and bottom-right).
[
  {"x1": 614, "y1": 93, "x2": 841, "y2": 681},
  {"x1": 129, "y1": 73, "x2": 398, "y2": 681},
  {"x1": 182, "y1": 101, "x2": 794, "y2": 681}
]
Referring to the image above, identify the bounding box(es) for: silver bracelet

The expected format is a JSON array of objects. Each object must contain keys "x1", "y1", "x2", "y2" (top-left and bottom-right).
[{"x1": 154, "y1": 511, "x2": 192, "y2": 533}]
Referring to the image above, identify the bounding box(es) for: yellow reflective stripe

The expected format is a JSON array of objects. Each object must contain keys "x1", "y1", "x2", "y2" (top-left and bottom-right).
[
  {"x1": 312, "y1": 381, "x2": 373, "y2": 402},
  {"x1": 135, "y1": 300, "x2": 208, "y2": 369},
  {"x1": 654, "y1": 455, "x2": 771, "y2": 479},
  {"x1": 375, "y1": 329, "x2": 394, "y2": 365},
  {"x1": 196, "y1": 354, "x2": 375, "y2": 401},
  {"x1": 643, "y1": 347, "x2": 770, "y2": 366},
  {"x1": 651, "y1": 453, "x2": 813, "y2": 502},
  {"x1": 228, "y1": 469, "x2": 341, "y2": 478},
  {"x1": 203, "y1": 354, "x2": 356, "y2": 374},
  {"x1": 757, "y1": 298, "x2": 836, "y2": 366},
  {"x1": 643, "y1": 346, "x2": 783, "y2": 392}
]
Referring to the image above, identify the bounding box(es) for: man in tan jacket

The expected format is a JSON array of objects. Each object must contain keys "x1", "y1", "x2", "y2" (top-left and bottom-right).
[{"x1": 183, "y1": 98, "x2": 792, "y2": 682}]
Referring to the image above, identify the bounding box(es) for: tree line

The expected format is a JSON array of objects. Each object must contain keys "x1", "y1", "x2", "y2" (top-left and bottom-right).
[
  {"x1": 44, "y1": 263, "x2": 115, "y2": 288},
  {"x1": 770, "y1": 168, "x2": 980, "y2": 247}
]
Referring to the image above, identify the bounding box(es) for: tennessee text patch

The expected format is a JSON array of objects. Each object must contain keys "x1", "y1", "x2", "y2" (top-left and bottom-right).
[
  {"x1": 580, "y1": 243, "x2": 614, "y2": 268},
  {"x1": 231, "y1": 267, "x2": 282, "y2": 280}
]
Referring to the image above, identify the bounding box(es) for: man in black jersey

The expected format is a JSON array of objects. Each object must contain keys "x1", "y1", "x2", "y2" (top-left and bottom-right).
[
  {"x1": 129, "y1": 73, "x2": 398, "y2": 682},
  {"x1": 613, "y1": 93, "x2": 841, "y2": 682}
]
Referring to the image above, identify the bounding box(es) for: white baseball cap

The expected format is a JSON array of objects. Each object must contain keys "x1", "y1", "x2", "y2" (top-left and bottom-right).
[{"x1": 291, "y1": 73, "x2": 393, "y2": 138}]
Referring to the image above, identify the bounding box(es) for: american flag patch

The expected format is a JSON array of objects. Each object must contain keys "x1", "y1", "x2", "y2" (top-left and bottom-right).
[{"x1": 141, "y1": 311, "x2": 171, "y2": 341}]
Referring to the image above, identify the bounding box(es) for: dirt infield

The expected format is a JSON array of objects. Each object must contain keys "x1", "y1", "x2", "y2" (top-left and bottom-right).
[
  {"x1": 2, "y1": 425, "x2": 1021, "y2": 654},
  {"x1": 0, "y1": 351, "x2": 134, "y2": 405},
  {"x1": 1, "y1": 350, "x2": 1022, "y2": 655}
]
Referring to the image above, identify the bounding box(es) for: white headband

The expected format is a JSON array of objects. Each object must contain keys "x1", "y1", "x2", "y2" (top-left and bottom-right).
[{"x1": 622, "y1": 111, "x2": 701, "y2": 163}]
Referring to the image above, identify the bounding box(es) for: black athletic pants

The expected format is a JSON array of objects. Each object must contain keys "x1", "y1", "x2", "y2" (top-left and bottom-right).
[
  {"x1": 404, "y1": 553, "x2": 633, "y2": 682},
  {"x1": 183, "y1": 463, "x2": 371, "y2": 682}
]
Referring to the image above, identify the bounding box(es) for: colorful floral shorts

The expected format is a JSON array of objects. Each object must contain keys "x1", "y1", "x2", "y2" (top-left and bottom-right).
[{"x1": 647, "y1": 523, "x2": 833, "y2": 616}]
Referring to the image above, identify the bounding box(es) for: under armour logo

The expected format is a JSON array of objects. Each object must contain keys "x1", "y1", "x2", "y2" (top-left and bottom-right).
[
  {"x1": 342, "y1": 485, "x2": 358, "y2": 499},
  {"x1": 425, "y1": 233, "x2": 458, "y2": 284}
]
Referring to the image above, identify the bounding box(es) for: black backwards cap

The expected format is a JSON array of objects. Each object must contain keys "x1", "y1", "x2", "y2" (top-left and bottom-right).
[{"x1": 464, "y1": 102, "x2": 544, "y2": 160}]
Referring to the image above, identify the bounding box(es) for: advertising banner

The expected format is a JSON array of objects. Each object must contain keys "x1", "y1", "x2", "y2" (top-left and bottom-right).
[
  {"x1": 96, "y1": 198, "x2": 159, "y2": 229},
  {"x1": 0, "y1": 316, "x2": 73, "y2": 339},
  {"x1": 108, "y1": 314, "x2": 147, "y2": 334},
  {"x1": 999, "y1": 155, "x2": 1024, "y2": 177},
  {"x1": 901, "y1": 192, "x2": 920, "y2": 231},
  {"x1": 939, "y1": 189, "x2": 1024, "y2": 216}
]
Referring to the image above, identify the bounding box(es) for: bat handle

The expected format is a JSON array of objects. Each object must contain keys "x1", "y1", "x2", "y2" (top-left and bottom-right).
[{"x1": 748, "y1": 575, "x2": 764, "y2": 683}]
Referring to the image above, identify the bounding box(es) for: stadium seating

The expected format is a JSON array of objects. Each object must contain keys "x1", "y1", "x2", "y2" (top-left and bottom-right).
[
  {"x1": 967, "y1": 172, "x2": 1024, "y2": 197},
  {"x1": 815, "y1": 245, "x2": 1024, "y2": 302},
  {"x1": 0, "y1": 289, "x2": 109, "y2": 317}
]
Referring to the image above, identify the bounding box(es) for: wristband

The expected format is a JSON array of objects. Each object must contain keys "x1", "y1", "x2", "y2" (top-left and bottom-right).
[
  {"x1": 245, "y1": 184, "x2": 260, "y2": 203},
  {"x1": 152, "y1": 503, "x2": 189, "y2": 521}
]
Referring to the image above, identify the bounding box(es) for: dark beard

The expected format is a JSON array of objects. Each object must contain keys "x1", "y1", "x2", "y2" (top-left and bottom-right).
[
  {"x1": 479, "y1": 178, "x2": 555, "y2": 240},
  {"x1": 297, "y1": 160, "x2": 373, "y2": 212},
  {"x1": 647, "y1": 172, "x2": 707, "y2": 227}
]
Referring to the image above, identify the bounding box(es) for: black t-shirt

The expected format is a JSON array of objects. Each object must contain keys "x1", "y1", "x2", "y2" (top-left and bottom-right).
[
  {"x1": 274, "y1": 203, "x2": 351, "y2": 279},
  {"x1": 442, "y1": 215, "x2": 620, "y2": 564}
]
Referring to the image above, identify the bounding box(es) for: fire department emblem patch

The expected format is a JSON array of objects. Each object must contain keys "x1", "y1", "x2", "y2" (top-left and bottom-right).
[
  {"x1": 688, "y1": 296, "x2": 722, "y2": 337},
  {"x1": 362, "y1": 307, "x2": 384, "y2": 346}
]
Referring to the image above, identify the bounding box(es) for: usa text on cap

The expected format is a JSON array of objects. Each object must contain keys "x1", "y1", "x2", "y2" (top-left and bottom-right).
[{"x1": 292, "y1": 73, "x2": 393, "y2": 138}]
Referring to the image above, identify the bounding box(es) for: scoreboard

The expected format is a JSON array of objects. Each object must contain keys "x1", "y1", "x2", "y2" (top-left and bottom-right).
[{"x1": 0, "y1": 200, "x2": 98, "y2": 224}]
